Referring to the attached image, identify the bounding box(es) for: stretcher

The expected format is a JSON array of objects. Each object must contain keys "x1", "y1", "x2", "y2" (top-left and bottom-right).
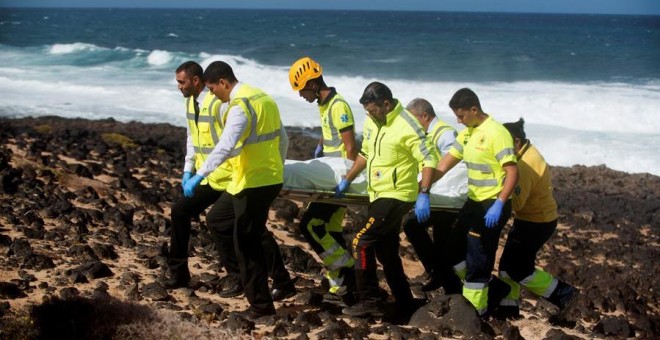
[{"x1": 281, "y1": 157, "x2": 468, "y2": 211}]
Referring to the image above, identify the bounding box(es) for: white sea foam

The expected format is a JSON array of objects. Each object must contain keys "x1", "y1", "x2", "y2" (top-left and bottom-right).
[
  {"x1": 1, "y1": 47, "x2": 658, "y2": 175},
  {"x1": 49, "y1": 42, "x2": 102, "y2": 54},
  {"x1": 147, "y1": 50, "x2": 173, "y2": 66}
]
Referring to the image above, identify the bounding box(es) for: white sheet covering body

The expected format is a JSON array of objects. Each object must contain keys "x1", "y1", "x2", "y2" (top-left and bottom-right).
[{"x1": 283, "y1": 157, "x2": 468, "y2": 209}]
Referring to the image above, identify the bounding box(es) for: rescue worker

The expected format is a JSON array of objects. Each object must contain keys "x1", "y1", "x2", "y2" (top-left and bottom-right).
[
  {"x1": 401, "y1": 98, "x2": 466, "y2": 295},
  {"x1": 185, "y1": 61, "x2": 296, "y2": 317},
  {"x1": 335, "y1": 82, "x2": 437, "y2": 318},
  {"x1": 432, "y1": 88, "x2": 518, "y2": 318},
  {"x1": 165, "y1": 61, "x2": 295, "y2": 303},
  {"x1": 288, "y1": 56, "x2": 357, "y2": 300},
  {"x1": 163, "y1": 60, "x2": 228, "y2": 289},
  {"x1": 496, "y1": 118, "x2": 579, "y2": 320}
]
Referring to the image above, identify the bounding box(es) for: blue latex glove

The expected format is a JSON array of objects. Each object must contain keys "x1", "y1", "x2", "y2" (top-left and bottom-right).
[
  {"x1": 314, "y1": 144, "x2": 324, "y2": 158},
  {"x1": 334, "y1": 178, "x2": 351, "y2": 198},
  {"x1": 182, "y1": 171, "x2": 192, "y2": 187},
  {"x1": 183, "y1": 174, "x2": 204, "y2": 198},
  {"x1": 415, "y1": 193, "x2": 431, "y2": 223},
  {"x1": 484, "y1": 199, "x2": 505, "y2": 228}
]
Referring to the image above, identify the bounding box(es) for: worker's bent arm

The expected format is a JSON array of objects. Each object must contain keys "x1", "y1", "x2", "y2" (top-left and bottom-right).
[{"x1": 432, "y1": 153, "x2": 461, "y2": 183}]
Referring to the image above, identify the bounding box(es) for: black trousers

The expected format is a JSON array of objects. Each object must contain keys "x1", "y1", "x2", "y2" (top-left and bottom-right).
[
  {"x1": 353, "y1": 198, "x2": 414, "y2": 305},
  {"x1": 460, "y1": 199, "x2": 512, "y2": 285},
  {"x1": 403, "y1": 210, "x2": 465, "y2": 293},
  {"x1": 498, "y1": 218, "x2": 558, "y2": 281},
  {"x1": 168, "y1": 184, "x2": 222, "y2": 276},
  {"x1": 206, "y1": 183, "x2": 287, "y2": 312}
]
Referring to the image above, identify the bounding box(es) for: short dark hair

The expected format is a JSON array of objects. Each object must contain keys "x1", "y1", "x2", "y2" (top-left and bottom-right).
[
  {"x1": 359, "y1": 81, "x2": 393, "y2": 105},
  {"x1": 406, "y1": 98, "x2": 436, "y2": 117},
  {"x1": 176, "y1": 61, "x2": 203, "y2": 80},
  {"x1": 307, "y1": 75, "x2": 326, "y2": 89},
  {"x1": 503, "y1": 118, "x2": 526, "y2": 140},
  {"x1": 203, "y1": 61, "x2": 238, "y2": 84},
  {"x1": 449, "y1": 88, "x2": 482, "y2": 111}
]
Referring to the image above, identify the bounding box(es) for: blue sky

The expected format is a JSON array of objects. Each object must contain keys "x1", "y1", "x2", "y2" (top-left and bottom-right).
[{"x1": 1, "y1": 0, "x2": 659, "y2": 15}]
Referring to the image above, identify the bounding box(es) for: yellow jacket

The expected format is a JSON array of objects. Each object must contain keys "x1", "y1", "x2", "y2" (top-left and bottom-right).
[
  {"x1": 512, "y1": 142, "x2": 558, "y2": 222},
  {"x1": 360, "y1": 100, "x2": 437, "y2": 202}
]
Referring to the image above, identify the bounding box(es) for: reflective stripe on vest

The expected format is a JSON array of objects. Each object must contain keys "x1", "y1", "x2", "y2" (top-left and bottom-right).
[
  {"x1": 186, "y1": 93, "x2": 231, "y2": 191},
  {"x1": 224, "y1": 84, "x2": 284, "y2": 194},
  {"x1": 322, "y1": 97, "x2": 348, "y2": 149},
  {"x1": 187, "y1": 96, "x2": 222, "y2": 154},
  {"x1": 227, "y1": 94, "x2": 280, "y2": 158}
]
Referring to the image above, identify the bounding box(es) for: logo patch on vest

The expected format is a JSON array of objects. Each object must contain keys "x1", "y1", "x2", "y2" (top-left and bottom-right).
[
  {"x1": 372, "y1": 170, "x2": 382, "y2": 180},
  {"x1": 340, "y1": 113, "x2": 349, "y2": 123}
]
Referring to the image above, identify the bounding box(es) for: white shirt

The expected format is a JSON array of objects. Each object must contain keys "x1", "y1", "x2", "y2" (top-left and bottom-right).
[
  {"x1": 428, "y1": 117, "x2": 456, "y2": 157},
  {"x1": 197, "y1": 82, "x2": 289, "y2": 177}
]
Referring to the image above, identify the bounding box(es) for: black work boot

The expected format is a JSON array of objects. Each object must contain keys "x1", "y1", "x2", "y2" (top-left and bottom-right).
[
  {"x1": 218, "y1": 276, "x2": 244, "y2": 298},
  {"x1": 546, "y1": 281, "x2": 579, "y2": 319},
  {"x1": 162, "y1": 258, "x2": 190, "y2": 289},
  {"x1": 342, "y1": 298, "x2": 384, "y2": 318},
  {"x1": 271, "y1": 277, "x2": 297, "y2": 301},
  {"x1": 486, "y1": 276, "x2": 512, "y2": 316}
]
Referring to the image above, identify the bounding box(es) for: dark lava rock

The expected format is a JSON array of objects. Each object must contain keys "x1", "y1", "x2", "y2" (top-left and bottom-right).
[
  {"x1": 68, "y1": 244, "x2": 99, "y2": 260},
  {"x1": 502, "y1": 324, "x2": 525, "y2": 340},
  {"x1": 90, "y1": 242, "x2": 119, "y2": 260},
  {"x1": 409, "y1": 294, "x2": 482, "y2": 338},
  {"x1": 279, "y1": 245, "x2": 323, "y2": 273},
  {"x1": 59, "y1": 287, "x2": 81, "y2": 300},
  {"x1": 22, "y1": 253, "x2": 56, "y2": 270},
  {"x1": 198, "y1": 302, "x2": 224, "y2": 319},
  {"x1": 77, "y1": 260, "x2": 114, "y2": 280},
  {"x1": 542, "y1": 328, "x2": 581, "y2": 340},
  {"x1": 593, "y1": 315, "x2": 635, "y2": 338},
  {"x1": 141, "y1": 282, "x2": 169, "y2": 301},
  {"x1": 8, "y1": 238, "x2": 33, "y2": 258},
  {"x1": 271, "y1": 321, "x2": 289, "y2": 337},
  {"x1": 0, "y1": 282, "x2": 27, "y2": 299},
  {"x1": 272, "y1": 198, "x2": 300, "y2": 222},
  {"x1": 225, "y1": 312, "x2": 256, "y2": 333},
  {"x1": 0, "y1": 234, "x2": 11, "y2": 246},
  {"x1": 316, "y1": 319, "x2": 353, "y2": 339}
]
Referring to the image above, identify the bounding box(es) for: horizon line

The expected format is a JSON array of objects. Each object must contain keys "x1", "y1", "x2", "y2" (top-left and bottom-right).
[{"x1": 1, "y1": 6, "x2": 659, "y2": 16}]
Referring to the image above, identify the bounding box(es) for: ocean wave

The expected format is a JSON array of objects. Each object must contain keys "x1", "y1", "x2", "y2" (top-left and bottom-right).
[
  {"x1": 1, "y1": 44, "x2": 659, "y2": 175},
  {"x1": 147, "y1": 50, "x2": 173, "y2": 66},
  {"x1": 49, "y1": 42, "x2": 104, "y2": 54}
]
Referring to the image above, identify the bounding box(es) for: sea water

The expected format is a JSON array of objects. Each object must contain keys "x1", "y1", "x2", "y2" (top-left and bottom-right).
[{"x1": 0, "y1": 8, "x2": 658, "y2": 175}]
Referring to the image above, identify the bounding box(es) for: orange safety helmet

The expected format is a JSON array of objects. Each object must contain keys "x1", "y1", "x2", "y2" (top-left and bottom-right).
[{"x1": 289, "y1": 57, "x2": 323, "y2": 91}]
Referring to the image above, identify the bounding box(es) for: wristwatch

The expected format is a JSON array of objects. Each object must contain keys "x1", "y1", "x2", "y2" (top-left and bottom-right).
[{"x1": 420, "y1": 186, "x2": 430, "y2": 194}]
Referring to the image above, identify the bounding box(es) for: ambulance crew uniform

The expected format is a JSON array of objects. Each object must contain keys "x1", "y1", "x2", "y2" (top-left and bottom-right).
[
  {"x1": 448, "y1": 116, "x2": 516, "y2": 316},
  {"x1": 299, "y1": 91, "x2": 356, "y2": 294},
  {"x1": 338, "y1": 90, "x2": 438, "y2": 317},
  {"x1": 403, "y1": 117, "x2": 466, "y2": 294},
  {"x1": 167, "y1": 90, "x2": 230, "y2": 286},
  {"x1": 200, "y1": 64, "x2": 296, "y2": 315},
  {"x1": 289, "y1": 57, "x2": 357, "y2": 297},
  {"x1": 497, "y1": 129, "x2": 578, "y2": 319}
]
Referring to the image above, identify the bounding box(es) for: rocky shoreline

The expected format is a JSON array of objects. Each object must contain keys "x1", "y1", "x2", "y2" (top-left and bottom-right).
[{"x1": 0, "y1": 116, "x2": 658, "y2": 339}]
